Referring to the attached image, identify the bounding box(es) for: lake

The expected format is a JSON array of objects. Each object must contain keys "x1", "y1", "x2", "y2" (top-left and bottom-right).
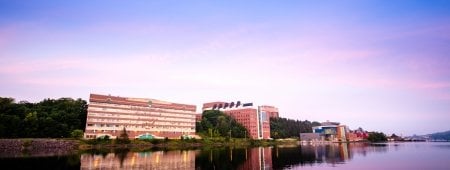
[{"x1": 1, "y1": 142, "x2": 449, "y2": 169}]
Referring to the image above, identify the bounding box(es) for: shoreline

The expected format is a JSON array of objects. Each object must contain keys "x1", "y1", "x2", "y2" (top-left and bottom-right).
[
  {"x1": 0, "y1": 138, "x2": 298, "y2": 155},
  {"x1": 3, "y1": 138, "x2": 444, "y2": 157}
]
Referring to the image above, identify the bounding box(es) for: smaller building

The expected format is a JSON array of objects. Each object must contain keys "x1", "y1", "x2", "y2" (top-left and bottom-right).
[
  {"x1": 347, "y1": 128, "x2": 369, "y2": 141},
  {"x1": 312, "y1": 121, "x2": 349, "y2": 142},
  {"x1": 387, "y1": 134, "x2": 404, "y2": 141}
]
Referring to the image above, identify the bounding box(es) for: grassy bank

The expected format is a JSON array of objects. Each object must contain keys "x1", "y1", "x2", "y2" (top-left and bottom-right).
[
  {"x1": 78, "y1": 137, "x2": 299, "y2": 150},
  {"x1": 0, "y1": 137, "x2": 300, "y2": 154}
]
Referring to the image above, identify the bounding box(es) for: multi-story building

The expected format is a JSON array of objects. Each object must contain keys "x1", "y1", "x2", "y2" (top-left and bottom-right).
[
  {"x1": 202, "y1": 101, "x2": 274, "y2": 139},
  {"x1": 259, "y1": 105, "x2": 279, "y2": 118},
  {"x1": 84, "y1": 94, "x2": 197, "y2": 139}
]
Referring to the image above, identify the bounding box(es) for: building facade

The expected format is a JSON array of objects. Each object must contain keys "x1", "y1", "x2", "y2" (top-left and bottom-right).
[
  {"x1": 84, "y1": 94, "x2": 197, "y2": 139},
  {"x1": 259, "y1": 105, "x2": 279, "y2": 118},
  {"x1": 312, "y1": 121, "x2": 349, "y2": 142},
  {"x1": 347, "y1": 128, "x2": 369, "y2": 141},
  {"x1": 202, "y1": 101, "x2": 273, "y2": 139}
]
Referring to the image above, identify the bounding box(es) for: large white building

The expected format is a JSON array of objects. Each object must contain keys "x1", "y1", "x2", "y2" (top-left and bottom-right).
[{"x1": 84, "y1": 94, "x2": 197, "y2": 139}]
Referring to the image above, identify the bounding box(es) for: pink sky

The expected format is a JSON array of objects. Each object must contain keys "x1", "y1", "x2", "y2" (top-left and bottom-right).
[{"x1": 1, "y1": 1, "x2": 449, "y2": 135}]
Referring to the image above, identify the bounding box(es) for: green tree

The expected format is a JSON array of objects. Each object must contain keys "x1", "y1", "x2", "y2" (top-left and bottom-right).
[
  {"x1": 0, "y1": 96, "x2": 88, "y2": 138},
  {"x1": 270, "y1": 117, "x2": 321, "y2": 139},
  {"x1": 367, "y1": 132, "x2": 387, "y2": 142},
  {"x1": 24, "y1": 112, "x2": 39, "y2": 137},
  {"x1": 70, "y1": 129, "x2": 84, "y2": 139},
  {"x1": 196, "y1": 110, "x2": 248, "y2": 138},
  {"x1": 117, "y1": 127, "x2": 130, "y2": 144}
]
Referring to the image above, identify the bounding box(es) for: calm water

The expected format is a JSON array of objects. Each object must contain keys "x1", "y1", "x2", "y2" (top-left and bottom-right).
[{"x1": 1, "y1": 142, "x2": 449, "y2": 169}]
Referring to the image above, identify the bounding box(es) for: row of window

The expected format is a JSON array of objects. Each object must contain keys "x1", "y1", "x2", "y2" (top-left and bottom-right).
[
  {"x1": 87, "y1": 124, "x2": 195, "y2": 128},
  {"x1": 90, "y1": 102, "x2": 196, "y2": 114},
  {"x1": 90, "y1": 127, "x2": 195, "y2": 133},
  {"x1": 88, "y1": 111, "x2": 195, "y2": 119},
  {"x1": 87, "y1": 120, "x2": 194, "y2": 127},
  {"x1": 87, "y1": 117, "x2": 193, "y2": 124}
]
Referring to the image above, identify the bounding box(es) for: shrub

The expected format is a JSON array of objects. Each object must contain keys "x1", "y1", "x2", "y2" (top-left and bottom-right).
[
  {"x1": 70, "y1": 129, "x2": 84, "y2": 139},
  {"x1": 368, "y1": 132, "x2": 387, "y2": 142}
]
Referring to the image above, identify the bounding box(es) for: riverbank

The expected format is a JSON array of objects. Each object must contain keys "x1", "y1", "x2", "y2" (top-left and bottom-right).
[
  {"x1": 78, "y1": 137, "x2": 301, "y2": 150},
  {"x1": 0, "y1": 139, "x2": 79, "y2": 157},
  {"x1": 0, "y1": 138, "x2": 301, "y2": 156},
  {"x1": 1, "y1": 137, "x2": 389, "y2": 156}
]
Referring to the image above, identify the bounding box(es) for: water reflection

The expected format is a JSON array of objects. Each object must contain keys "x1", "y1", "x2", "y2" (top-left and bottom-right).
[
  {"x1": 195, "y1": 147, "x2": 273, "y2": 170},
  {"x1": 2, "y1": 142, "x2": 449, "y2": 169},
  {"x1": 79, "y1": 143, "x2": 389, "y2": 169},
  {"x1": 272, "y1": 143, "x2": 388, "y2": 169},
  {"x1": 81, "y1": 149, "x2": 196, "y2": 169}
]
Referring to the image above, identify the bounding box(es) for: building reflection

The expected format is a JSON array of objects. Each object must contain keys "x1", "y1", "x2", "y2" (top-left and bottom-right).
[
  {"x1": 80, "y1": 150, "x2": 196, "y2": 170},
  {"x1": 80, "y1": 143, "x2": 388, "y2": 169},
  {"x1": 239, "y1": 147, "x2": 272, "y2": 170},
  {"x1": 312, "y1": 143, "x2": 350, "y2": 164},
  {"x1": 194, "y1": 147, "x2": 273, "y2": 170}
]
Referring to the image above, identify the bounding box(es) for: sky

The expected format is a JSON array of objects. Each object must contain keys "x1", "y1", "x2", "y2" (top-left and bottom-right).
[{"x1": 1, "y1": 0, "x2": 449, "y2": 136}]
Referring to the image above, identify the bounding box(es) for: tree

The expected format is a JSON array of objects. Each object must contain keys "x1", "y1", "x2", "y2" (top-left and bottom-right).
[
  {"x1": 270, "y1": 117, "x2": 320, "y2": 139},
  {"x1": 0, "y1": 96, "x2": 88, "y2": 138},
  {"x1": 368, "y1": 132, "x2": 387, "y2": 142},
  {"x1": 24, "y1": 112, "x2": 39, "y2": 137},
  {"x1": 117, "y1": 127, "x2": 130, "y2": 144},
  {"x1": 196, "y1": 110, "x2": 248, "y2": 138},
  {"x1": 70, "y1": 129, "x2": 84, "y2": 139}
]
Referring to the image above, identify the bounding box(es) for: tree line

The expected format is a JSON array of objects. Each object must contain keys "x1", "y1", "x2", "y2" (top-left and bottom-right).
[
  {"x1": 270, "y1": 117, "x2": 321, "y2": 139},
  {"x1": 0, "y1": 97, "x2": 87, "y2": 138}
]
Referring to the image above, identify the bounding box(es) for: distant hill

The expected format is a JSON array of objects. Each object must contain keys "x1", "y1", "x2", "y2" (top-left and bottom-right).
[{"x1": 428, "y1": 130, "x2": 450, "y2": 141}]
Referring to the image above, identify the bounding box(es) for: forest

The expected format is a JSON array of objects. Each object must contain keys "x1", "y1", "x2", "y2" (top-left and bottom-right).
[
  {"x1": 0, "y1": 97, "x2": 87, "y2": 138},
  {"x1": 270, "y1": 117, "x2": 321, "y2": 139}
]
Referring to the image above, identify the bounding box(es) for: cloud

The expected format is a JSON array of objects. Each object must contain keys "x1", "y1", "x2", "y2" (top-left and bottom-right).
[{"x1": 0, "y1": 55, "x2": 173, "y2": 87}]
